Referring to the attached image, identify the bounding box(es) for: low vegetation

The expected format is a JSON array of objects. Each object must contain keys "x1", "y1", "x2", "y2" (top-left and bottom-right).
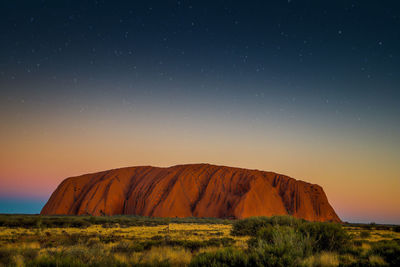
[
  {"x1": 0, "y1": 214, "x2": 231, "y2": 229},
  {"x1": 0, "y1": 214, "x2": 399, "y2": 266}
]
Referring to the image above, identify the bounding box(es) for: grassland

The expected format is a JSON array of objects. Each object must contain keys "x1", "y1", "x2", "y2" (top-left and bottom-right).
[{"x1": 0, "y1": 215, "x2": 399, "y2": 266}]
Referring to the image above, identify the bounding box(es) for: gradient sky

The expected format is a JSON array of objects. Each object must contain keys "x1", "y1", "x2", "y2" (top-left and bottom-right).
[{"x1": 0, "y1": 1, "x2": 399, "y2": 224}]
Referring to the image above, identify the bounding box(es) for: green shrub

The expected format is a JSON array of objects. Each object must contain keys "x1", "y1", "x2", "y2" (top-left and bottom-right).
[
  {"x1": 239, "y1": 219, "x2": 350, "y2": 266},
  {"x1": 231, "y1": 216, "x2": 304, "y2": 236},
  {"x1": 0, "y1": 247, "x2": 16, "y2": 266},
  {"x1": 353, "y1": 240, "x2": 363, "y2": 247},
  {"x1": 371, "y1": 240, "x2": 400, "y2": 267},
  {"x1": 62, "y1": 247, "x2": 95, "y2": 264},
  {"x1": 298, "y1": 222, "x2": 350, "y2": 252},
  {"x1": 99, "y1": 234, "x2": 123, "y2": 243},
  {"x1": 21, "y1": 248, "x2": 39, "y2": 262},
  {"x1": 211, "y1": 231, "x2": 224, "y2": 236},
  {"x1": 231, "y1": 217, "x2": 270, "y2": 236},
  {"x1": 340, "y1": 245, "x2": 363, "y2": 258},
  {"x1": 208, "y1": 237, "x2": 235, "y2": 247},
  {"x1": 242, "y1": 218, "x2": 349, "y2": 252},
  {"x1": 86, "y1": 238, "x2": 102, "y2": 248},
  {"x1": 189, "y1": 248, "x2": 248, "y2": 267},
  {"x1": 135, "y1": 237, "x2": 236, "y2": 252},
  {"x1": 368, "y1": 255, "x2": 389, "y2": 267},
  {"x1": 250, "y1": 225, "x2": 312, "y2": 266},
  {"x1": 255, "y1": 224, "x2": 275, "y2": 242},
  {"x1": 26, "y1": 248, "x2": 131, "y2": 267},
  {"x1": 247, "y1": 225, "x2": 276, "y2": 249},
  {"x1": 26, "y1": 255, "x2": 86, "y2": 267},
  {"x1": 111, "y1": 241, "x2": 145, "y2": 253},
  {"x1": 360, "y1": 231, "x2": 371, "y2": 239},
  {"x1": 151, "y1": 235, "x2": 164, "y2": 241}
]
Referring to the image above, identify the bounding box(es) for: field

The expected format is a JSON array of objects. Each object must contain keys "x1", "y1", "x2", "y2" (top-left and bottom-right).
[{"x1": 0, "y1": 215, "x2": 399, "y2": 267}]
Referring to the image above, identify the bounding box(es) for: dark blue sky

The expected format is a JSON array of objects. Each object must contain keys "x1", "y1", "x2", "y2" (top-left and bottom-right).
[
  {"x1": 2, "y1": 1, "x2": 399, "y2": 130},
  {"x1": 2, "y1": 1, "x2": 399, "y2": 96}
]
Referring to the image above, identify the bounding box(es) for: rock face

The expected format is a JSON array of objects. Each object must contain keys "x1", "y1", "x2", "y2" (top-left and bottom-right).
[{"x1": 41, "y1": 164, "x2": 341, "y2": 222}]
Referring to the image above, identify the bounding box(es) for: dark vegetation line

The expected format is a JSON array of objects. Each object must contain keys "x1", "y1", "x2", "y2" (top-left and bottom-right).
[
  {"x1": 0, "y1": 214, "x2": 233, "y2": 228},
  {"x1": 0, "y1": 214, "x2": 398, "y2": 229},
  {"x1": 0, "y1": 215, "x2": 399, "y2": 266}
]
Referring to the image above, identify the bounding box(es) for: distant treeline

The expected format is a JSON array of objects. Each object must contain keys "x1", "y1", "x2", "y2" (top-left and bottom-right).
[
  {"x1": 344, "y1": 222, "x2": 400, "y2": 231},
  {"x1": 0, "y1": 214, "x2": 232, "y2": 228},
  {"x1": 0, "y1": 214, "x2": 398, "y2": 230}
]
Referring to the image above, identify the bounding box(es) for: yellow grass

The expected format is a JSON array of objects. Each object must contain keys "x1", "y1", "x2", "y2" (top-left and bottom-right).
[
  {"x1": 368, "y1": 255, "x2": 386, "y2": 265},
  {"x1": 1, "y1": 222, "x2": 398, "y2": 267},
  {"x1": 11, "y1": 255, "x2": 25, "y2": 267},
  {"x1": 0, "y1": 222, "x2": 249, "y2": 266},
  {"x1": 361, "y1": 242, "x2": 371, "y2": 251},
  {"x1": 140, "y1": 246, "x2": 192, "y2": 266},
  {"x1": 344, "y1": 227, "x2": 400, "y2": 242},
  {"x1": 0, "y1": 223, "x2": 249, "y2": 249},
  {"x1": 302, "y1": 252, "x2": 340, "y2": 267}
]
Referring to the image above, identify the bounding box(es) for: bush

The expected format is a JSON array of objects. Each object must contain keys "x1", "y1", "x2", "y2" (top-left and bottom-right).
[
  {"x1": 135, "y1": 237, "x2": 236, "y2": 252},
  {"x1": 298, "y1": 222, "x2": 350, "y2": 252},
  {"x1": 151, "y1": 235, "x2": 164, "y2": 241},
  {"x1": 360, "y1": 231, "x2": 372, "y2": 239},
  {"x1": 111, "y1": 241, "x2": 145, "y2": 253},
  {"x1": 230, "y1": 216, "x2": 350, "y2": 266},
  {"x1": 0, "y1": 248, "x2": 16, "y2": 266},
  {"x1": 236, "y1": 217, "x2": 349, "y2": 252},
  {"x1": 248, "y1": 225, "x2": 312, "y2": 267},
  {"x1": 371, "y1": 240, "x2": 400, "y2": 267},
  {"x1": 26, "y1": 248, "x2": 130, "y2": 267},
  {"x1": 20, "y1": 248, "x2": 39, "y2": 262},
  {"x1": 208, "y1": 237, "x2": 235, "y2": 247},
  {"x1": 231, "y1": 216, "x2": 304, "y2": 236},
  {"x1": 231, "y1": 217, "x2": 271, "y2": 236},
  {"x1": 62, "y1": 247, "x2": 95, "y2": 264},
  {"x1": 301, "y1": 252, "x2": 340, "y2": 267},
  {"x1": 353, "y1": 240, "x2": 363, "y2": 247},
  {"x1": 26, "y1": 255, "x2": 87, "y2": 267},
  {"x1": 190, "y1": 248, "x2": 248, "y2": 267},
  {"x1": 368, "y1": 255, "x2": 388, "y2": 267}
]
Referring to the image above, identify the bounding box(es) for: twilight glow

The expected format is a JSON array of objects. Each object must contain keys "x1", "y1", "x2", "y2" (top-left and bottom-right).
[{"x1": 0, "y1": 1, "x2": 399, "y2": 224}]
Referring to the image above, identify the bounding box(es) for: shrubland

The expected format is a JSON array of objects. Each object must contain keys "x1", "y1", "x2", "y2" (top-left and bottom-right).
[{"x1": 0, "y1": 215, "x2": 399, "y2": 266}]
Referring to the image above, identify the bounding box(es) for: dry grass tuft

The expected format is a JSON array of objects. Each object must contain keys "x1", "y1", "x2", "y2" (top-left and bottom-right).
[
  {"x1": 368, "y1": 255, "x2": 387, "y2": 266},
  {"x1": 140, "y1": 246, "x2": 192, "y2": 266},
  {"x1": 302, "y1": 252, "x2": 339, "y2": 267}
]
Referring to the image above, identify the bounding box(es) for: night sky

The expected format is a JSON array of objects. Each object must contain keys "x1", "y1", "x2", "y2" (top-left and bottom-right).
[{"x1": 1, "y1": 1, "x2": 399, "y2": 223}]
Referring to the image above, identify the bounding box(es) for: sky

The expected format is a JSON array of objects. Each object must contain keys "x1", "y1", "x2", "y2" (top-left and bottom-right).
[{"x1": 0, "y1": 1, "x2": 399, "y2": 224}]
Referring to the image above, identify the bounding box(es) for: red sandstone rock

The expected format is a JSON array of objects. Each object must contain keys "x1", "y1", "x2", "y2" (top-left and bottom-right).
[{"x1": 40, "y1": 164, "x2": 341, "y2": 222}]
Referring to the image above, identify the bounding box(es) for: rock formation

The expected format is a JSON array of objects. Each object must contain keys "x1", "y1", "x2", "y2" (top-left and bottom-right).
[{"x1": 41, "y1": 164, "x2": 341, "y2": 222}]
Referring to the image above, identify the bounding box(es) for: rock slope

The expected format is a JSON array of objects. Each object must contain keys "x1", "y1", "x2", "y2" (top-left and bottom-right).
[{"x1": 41, "y1": 164, "x2": 341, "y2": 222}]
